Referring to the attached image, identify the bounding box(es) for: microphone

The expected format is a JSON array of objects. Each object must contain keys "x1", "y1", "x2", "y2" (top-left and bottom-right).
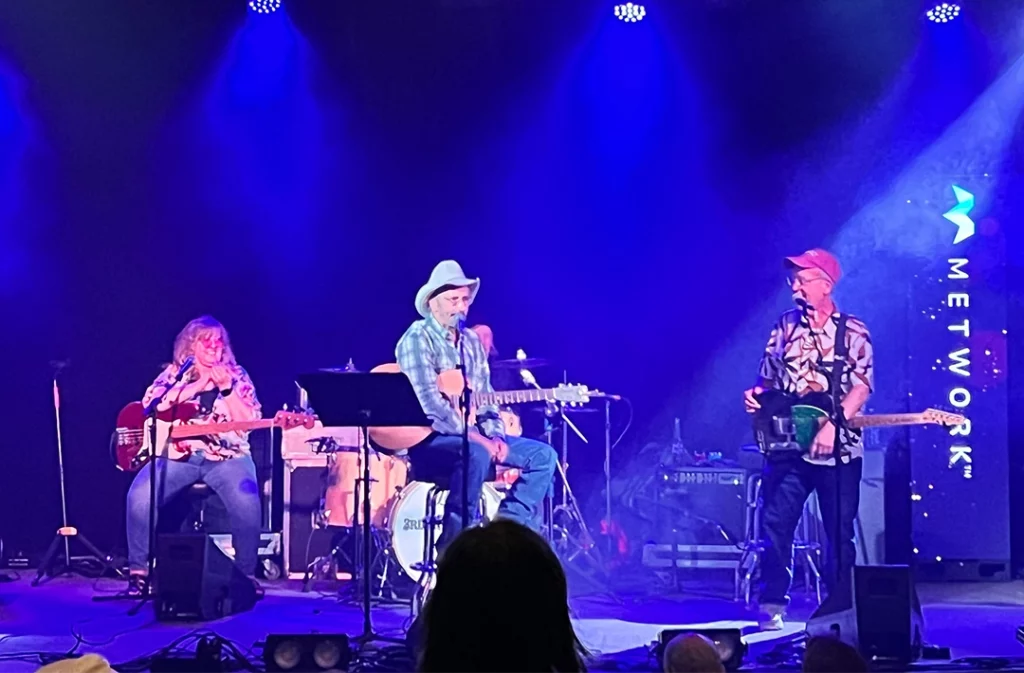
[
  {"x1": 50, "y1": 359, "x2": 70, "y2": 371},
  {"x1": 451, "y1": 312, "x2": 467, "y2": 332},
  {"x1": 175, "y1": 356, "x2": 195, "y2": 381},
  {"x1": 517, "y1": 349, "x2": 541, "y2": 389},
  {"x1": 794, "y1": 295, "x2": 815, "y2": 319}
]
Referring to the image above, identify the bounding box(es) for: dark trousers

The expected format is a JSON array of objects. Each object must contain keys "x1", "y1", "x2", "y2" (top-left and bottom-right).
[
  {"x1": 408, "y1": 433, "x2": 557, "y2": 550},
  {"x1": 759, "y1": 457, "x2": 862, "y2": 608}
]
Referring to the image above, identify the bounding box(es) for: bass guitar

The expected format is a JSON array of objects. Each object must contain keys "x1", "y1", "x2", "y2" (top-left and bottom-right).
[
  {"x1": 752, "y1": 389, "x2": 965, "y2": 455},
  {"x1": 112, "y1": 401, "x2": 315, "y2": 471},
  {"x1": 367, "y1": 363, "x2": 592, "y2": 452}
]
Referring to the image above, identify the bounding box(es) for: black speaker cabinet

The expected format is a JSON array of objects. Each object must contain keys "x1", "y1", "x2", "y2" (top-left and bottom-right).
[
  {"x1": 806, "y1": 565, "x2": 923, "y2": 665},
  {"x1": 155, "y1": 533, "x2": 257, "y2": 621}
]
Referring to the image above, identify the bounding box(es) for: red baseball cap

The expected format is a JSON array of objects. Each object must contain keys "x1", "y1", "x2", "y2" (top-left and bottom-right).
[{"x1": 785, "y1": 248, "x2": 842, "y2": 284}]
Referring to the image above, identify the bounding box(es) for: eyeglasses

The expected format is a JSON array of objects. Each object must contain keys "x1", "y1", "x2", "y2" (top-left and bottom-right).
[{"x1": 785, "y1": 274, "x2": 826, "y2": 288}]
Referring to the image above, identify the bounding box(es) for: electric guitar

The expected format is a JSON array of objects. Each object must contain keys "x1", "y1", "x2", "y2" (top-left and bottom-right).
[
  {"x1": 752, "y1": 389, "x2": 965, "y2": 455},
  {"x1": 112, "y1": 400, "x2": 315, "y2": 471},
  {"x1": 367, "y1": 363, "x2": 592, "y2": 452}
]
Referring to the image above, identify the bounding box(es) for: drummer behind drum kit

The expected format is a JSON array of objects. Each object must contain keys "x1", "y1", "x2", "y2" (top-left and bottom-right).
[{"x1": 284, "y1": 353, "x2": 618, "y2": 605}]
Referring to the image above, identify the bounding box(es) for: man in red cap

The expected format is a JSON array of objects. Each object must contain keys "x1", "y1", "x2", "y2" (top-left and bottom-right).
[{"x1": 742, "y1": 248, "x2": 874, "y2": 630}]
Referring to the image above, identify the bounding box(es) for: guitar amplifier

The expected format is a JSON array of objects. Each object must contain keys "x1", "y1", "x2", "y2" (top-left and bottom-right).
[
  {"x1": 653, "y1": 466, "x2": 750, "y2": 548},
  {"x1": 283, "y1": 458, "x2": 346, "y2": 579},
  {"x1": 281, "y1": 425, "x2": 374, "y2": 579}
]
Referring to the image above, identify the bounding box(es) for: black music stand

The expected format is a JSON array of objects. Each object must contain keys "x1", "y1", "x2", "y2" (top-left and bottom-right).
[{"x1": 296, "y1": 371, "x2": 430, "y2": 646}]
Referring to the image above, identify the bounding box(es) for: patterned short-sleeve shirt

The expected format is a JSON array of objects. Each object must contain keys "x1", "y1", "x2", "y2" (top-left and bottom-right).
[
  {"x1": 141, "y1": 363, "x2": 262, "y2": 461},
  {"x1": 758, "y1": 308, "x2": 874, "y2": 463}
]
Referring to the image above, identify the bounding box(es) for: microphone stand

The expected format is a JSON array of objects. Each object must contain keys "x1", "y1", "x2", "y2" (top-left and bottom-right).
[
  {"x1": 804, "y1": 300, "x2": 852, "y2": 616},
  {"x1": 456, "y1": 324, "x2": 471, "y2": 533},
  {"x1": 825, "y1": 348, "x2": 851, "y2": 613},
  {"x1": 33, "y1": 361, "x2": 122, "y2": 586},
  {"x1": 95, "y1": 363, "x2": 190, "y2": 611}
]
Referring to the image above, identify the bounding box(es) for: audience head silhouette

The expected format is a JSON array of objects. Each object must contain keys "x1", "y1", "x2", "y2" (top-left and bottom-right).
[
  {"x1": 662, "y1": 633, "x2": 725, "y2": 673},
  {"x1": 418, "y1": 519, "x2": 586, "y2": 672},
  {"x1": 802, "y1": 636, "x2": 868, "y2": 673}
]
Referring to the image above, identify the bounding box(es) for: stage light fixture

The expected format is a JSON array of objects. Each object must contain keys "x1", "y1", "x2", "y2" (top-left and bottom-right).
[
  {"x1": 926, "y1": 3, "x2": 961, "y2": 23},
  {"x1": 656, "y1": 629, "x2": 747, "y2": 672},
  {"x1": 263, "y1": 634, "x2": 351, "y2": 672},
  {"x1": 249, "y1": 0, "x2": 282, "y2": 14},
  {"x1": 614, "y1": 3, "x2": 646, "y2": 22}
]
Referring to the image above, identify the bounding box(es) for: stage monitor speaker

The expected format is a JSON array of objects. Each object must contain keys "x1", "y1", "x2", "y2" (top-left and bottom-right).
[
  {"x1": 155, "y1": 533, "x2": 257, "y2": 621},
  {"x1": 806, "y1": 564, "x2": 923, "y2": 666}
]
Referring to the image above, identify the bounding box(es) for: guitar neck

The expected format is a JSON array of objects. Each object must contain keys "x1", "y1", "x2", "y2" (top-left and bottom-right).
[
  {"x1": 473, "y1": 388, "x2": 558, "y2": 407},
  {"x1": 170, "y1": 419, "x2": 275, "y2": 439},
  {"x1": 848, "y1": 414, "x2": 929, "y2": 429}
]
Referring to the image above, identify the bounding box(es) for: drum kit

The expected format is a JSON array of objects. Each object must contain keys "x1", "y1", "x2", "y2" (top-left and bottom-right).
[{"x1": 299, "y1": 354, "x2": 616, "y2": 609}]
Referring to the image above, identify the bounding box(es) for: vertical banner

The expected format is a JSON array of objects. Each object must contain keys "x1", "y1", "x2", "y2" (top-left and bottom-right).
[{"x1": 907, "y1": 183, "x2": 1009, "y2": 572}]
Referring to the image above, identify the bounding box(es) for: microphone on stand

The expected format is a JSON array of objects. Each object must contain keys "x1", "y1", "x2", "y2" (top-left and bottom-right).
[
  {"x1": 451, "y1": 312, "x2": 467, "y2": 346},
  {"x1": 517, "y1": 349, "x2": 541, "y2": 389},
  {"x1": 794, "y1": 295, "x2": 814, "y2": 316},
  {"x1": 518, "y1": 349, "x2": 557, "y2": 415}
]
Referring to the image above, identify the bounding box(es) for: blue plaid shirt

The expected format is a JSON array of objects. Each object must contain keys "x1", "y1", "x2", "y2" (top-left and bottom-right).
[{"x1": 396, "y1": 315, "x2": 506, "y2": 441}]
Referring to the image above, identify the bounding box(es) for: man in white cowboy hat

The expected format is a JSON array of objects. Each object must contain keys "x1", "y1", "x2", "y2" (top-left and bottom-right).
[{"x1": 396, "y1": 260, "x2": 557, "y2": 550}]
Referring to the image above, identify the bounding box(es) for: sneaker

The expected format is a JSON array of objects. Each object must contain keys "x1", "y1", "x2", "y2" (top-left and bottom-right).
[{"x1": 759, "y1": 603, "x2": 785, "y2": 631}]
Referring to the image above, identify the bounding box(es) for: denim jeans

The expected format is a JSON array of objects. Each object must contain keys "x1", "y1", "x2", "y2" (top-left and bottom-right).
[
  {"x1": 126, "y1": 453, "x2": 262, "y2": 576},
  {"x1": 408, "y1": 433, "x2": 557, "y2": 549},
  {"x1": 758, "y1": 457, "x2": 862, "y2": 608}
]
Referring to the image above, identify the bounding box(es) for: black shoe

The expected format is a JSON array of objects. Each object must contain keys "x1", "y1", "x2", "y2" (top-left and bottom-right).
[{"x1": 127, "y1": 574, "x2": 149, "y2": 597}]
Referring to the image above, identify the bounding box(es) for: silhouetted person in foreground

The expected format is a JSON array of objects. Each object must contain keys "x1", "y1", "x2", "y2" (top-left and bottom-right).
[
  {"x1": 803, "y1": 636, "x2": 868, "y2": 673},
  {"x1": 663, "y1": 633, "x2": 725, "y2": 673},
  {"x1": 418, "y1": 519, "x2": 587, "y2": 672}
]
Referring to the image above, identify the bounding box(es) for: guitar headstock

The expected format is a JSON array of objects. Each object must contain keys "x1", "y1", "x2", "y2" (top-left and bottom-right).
[
  {"x1": 275, "y1": 410, "x2": 317, "y2": 431},
  {"x1": 922, "y1": 408, "x2": 966, "y2": 427},
  {"x1": 552, "y1": 384, "x2": 591, "y2": 405}
]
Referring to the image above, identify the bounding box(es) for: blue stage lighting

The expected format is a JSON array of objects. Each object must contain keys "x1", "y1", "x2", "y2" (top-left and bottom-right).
[
  {"x1": 614, "y1": 3, "x2": 646, "y2": 23},
  {"x1": 926, "y1": 3, "x2": 961, "y2": 23},
  {"x1": 248, "y1": 0, "x2": 281, "y2": 14}
]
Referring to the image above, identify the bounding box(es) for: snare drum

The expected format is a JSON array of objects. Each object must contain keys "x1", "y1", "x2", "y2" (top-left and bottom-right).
[{"x1": 386, "y1": 481, "x2": 504, "y2": 585}]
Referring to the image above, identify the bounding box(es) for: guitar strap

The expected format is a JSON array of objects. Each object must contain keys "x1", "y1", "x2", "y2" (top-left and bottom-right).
[{"x1": 833, "y1": 312, "x2": 849, "y2": 361}]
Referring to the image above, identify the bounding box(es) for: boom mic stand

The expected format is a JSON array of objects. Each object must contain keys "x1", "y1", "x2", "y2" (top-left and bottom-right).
[
  {"x1": 34, "y1": 360, "x2": 123, "y2": 585},
  {"x1": 94, "y1": 360, "x2": 192, "y2": 611}
]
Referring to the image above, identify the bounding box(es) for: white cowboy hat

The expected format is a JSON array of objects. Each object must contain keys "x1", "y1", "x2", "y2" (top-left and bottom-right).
[{"x1": 415, "y1": 260, "x2": 480, "y2": 318}]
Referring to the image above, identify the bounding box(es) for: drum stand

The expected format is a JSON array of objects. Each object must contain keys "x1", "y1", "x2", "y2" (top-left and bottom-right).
[
  {"x1": 335, "y1": 468, "x2": 407, "y2": 606},
  {"x1": 543, "y1": 404, "x2": 611, "y2": 595}
]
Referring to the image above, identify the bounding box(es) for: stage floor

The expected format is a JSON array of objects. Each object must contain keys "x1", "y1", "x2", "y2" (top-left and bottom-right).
[{"x1": 3, "y1": 572, "x2": 1024, "y2": 671}]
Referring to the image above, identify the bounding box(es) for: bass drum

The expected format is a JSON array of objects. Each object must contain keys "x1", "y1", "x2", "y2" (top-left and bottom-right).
[
  {"x1": 324, "y1": 450, "x2": 409, "y2": 528},
  {"x1": 386, "y1": 481, "x2": 504, "y2": 585}
]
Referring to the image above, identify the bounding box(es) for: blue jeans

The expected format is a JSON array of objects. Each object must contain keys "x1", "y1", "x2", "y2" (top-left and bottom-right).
[
  {"x1": 409, "y1": 433, "x2": 557, "y2": 549},
  {"x1": 759, "y1": 457, "x2": 862, "y2": 608},
  {"x1": 126, "y1": 453, "x2": 262, "y2": 576}
]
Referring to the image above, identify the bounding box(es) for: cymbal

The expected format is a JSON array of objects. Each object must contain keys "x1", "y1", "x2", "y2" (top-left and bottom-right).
[{"x1": 491, "y1": 357, "x2": 551, "y2": 369}]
